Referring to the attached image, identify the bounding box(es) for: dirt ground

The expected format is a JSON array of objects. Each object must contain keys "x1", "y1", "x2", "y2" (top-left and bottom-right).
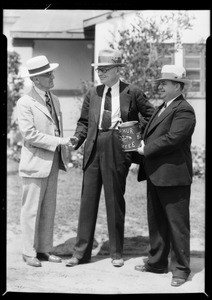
[
  {"x1": 5, "y1": 159, "x2": 206, "y2": 295},
  {"x1": 5, "y1": 225, "x2": 205, "y2": 295}
]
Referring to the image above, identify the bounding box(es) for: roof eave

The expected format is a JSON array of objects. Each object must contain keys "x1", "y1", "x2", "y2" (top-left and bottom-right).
[{"x1": 10, "y1": 31, "x2": 85, "y2": 39}]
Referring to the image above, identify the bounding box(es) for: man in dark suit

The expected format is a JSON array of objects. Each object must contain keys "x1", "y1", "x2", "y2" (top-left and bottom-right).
[
  {"x1": 66, "y1": 49, "x2": 154, "y2": 267},
  {"x1": 135, "y1": 65, "x2": 196, "y2": 286}
]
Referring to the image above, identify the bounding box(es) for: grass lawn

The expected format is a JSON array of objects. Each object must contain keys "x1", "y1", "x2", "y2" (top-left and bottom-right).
[{"x1": 7, "y1": 159, "x2": 205, "y2": 246}]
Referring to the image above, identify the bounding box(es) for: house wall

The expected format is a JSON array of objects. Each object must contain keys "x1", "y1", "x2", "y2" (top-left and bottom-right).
[{"x1": 33, "y1": 40, "x2": 94, "y2": 91}]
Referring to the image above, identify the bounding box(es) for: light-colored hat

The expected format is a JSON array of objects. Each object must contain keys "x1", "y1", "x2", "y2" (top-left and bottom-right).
[
  {"x1": 91, "y1": 49, "x2": 126, "y2": 67},
  {"x1": 155, "y1": 65, "x2": 190, "y2": 84},
  {"x1": 22, "y1": 55, "x2": 59, "y2": 77}
]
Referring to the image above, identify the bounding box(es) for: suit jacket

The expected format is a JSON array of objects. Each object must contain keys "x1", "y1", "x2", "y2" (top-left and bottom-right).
[
  {"x1": 137, "y1": 94, "x2": 196, "y2": 185},
  {"x1": 17, "y1": 86, "x2": 67, "y2": 178},
  {"x1": 74, "y1": 81, "x2": 155, "y2": 170}
]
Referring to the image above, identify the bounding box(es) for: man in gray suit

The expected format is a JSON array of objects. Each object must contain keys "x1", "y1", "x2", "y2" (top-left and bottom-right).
[{"x1": 17, "y1": 55, "x2": 72, "y2": 267}]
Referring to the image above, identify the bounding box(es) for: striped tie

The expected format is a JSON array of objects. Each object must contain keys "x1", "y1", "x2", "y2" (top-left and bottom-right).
[
  {"x1": 45, "y1": 91, "x2": 52, "y2": 116},
  {"x1": 158, "y1": 101, "x2": 167, "y2": 117}
]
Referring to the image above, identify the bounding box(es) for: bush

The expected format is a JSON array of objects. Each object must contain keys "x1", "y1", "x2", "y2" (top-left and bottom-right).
[{"x1": 191, "y1": 145, "x2": 205, "y2": 178}]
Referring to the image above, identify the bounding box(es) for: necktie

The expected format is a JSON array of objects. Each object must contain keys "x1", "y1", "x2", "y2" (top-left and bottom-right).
[
  {"x1": 45, "y1": 91, "x2": 52, "y2": 115},
  {"x1": 158, "y1": 101, "x2": 167, "y2": 117},
  {"x1": 101, "y1": 87, "x2": 112, "y2": 130}
]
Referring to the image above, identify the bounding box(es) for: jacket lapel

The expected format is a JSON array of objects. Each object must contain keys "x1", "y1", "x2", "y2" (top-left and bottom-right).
[
  {"x1": 94, "y1": 85, "x2": 105, "y2": 123},
  {"x1": 145, "y1": 95, "x2": 185, "y2": 137},
  {"x1": 29, "y1": 87, "x2": 52, "y2": 119}
]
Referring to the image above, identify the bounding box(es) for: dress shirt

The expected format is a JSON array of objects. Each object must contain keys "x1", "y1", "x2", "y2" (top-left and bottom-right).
[
  {"x1": 99, "y1": 80, "x2": 121, "y2": 129},
  {"x1": 34, "y1": 85, "x2": 47, "y2": 103},
  {"x1": 158, "y1": 97, "x2": 177, "y2": 117}
]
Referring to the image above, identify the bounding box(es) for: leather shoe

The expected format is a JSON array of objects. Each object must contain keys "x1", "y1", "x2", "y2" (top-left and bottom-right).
[
  {"x1": 112, "y1": 258, "x2": 124, "y2": 267},
  {"x1": 37, "y1": 252, "x2": 62, "y2": 263},
  {"x1": 171, "y1": 277, "x2": 186, "y2": 287},
  {"x1": 23, "y1": 254, "x2": 42, "y2": 267},
  {"x1": 66, "y1": 257, "x2": 80, "y2": 267},
  {"x1": 65, "y1": 256, "x2": 90, "y2": 267},
  {"x1": 135, "y1": 264, "x2": 168, "y2": 274}
]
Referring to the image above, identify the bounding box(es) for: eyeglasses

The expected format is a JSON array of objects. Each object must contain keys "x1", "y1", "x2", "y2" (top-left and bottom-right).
[
  {"x1": 95, "y1": 66, "x2": 116, "y2": 73},
  {"x1": 39, "y1": 71, "x2": 55, "y2": 77}
]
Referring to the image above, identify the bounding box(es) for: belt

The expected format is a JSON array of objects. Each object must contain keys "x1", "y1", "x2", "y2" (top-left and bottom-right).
[
  {"x1": 98, "y1": 129, "x2": 119, "y2": 133},
  {"x1": 98, "y1": 120, "x2": 120, "y2": 133}
]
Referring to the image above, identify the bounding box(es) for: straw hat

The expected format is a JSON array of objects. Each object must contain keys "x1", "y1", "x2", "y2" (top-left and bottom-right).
[
  {"x1": 22, "y1": 55, "x2": 59, "y2": 77},
  {"x1": 155, "y1": 65, "x2": 190, "y2": 84},
  {"x1": 91, "y1": 49, "x2": 126, "y2": 67}
]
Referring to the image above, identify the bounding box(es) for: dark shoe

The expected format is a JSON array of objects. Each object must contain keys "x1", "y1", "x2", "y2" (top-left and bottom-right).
[
  {"x1": 37, "y1": 252, "x2": 62, "y2": 263},
  {"x1": 112, "y1": 258, "x2": 124, "y2": 267},
  {"x1": 23, "y1": 254, "x2": 42, "y2": 267},
  {"x1": 171, "y1": 277, "x2": 186, "y2": 287},
  {"x1": 135, "y1": 264, "x2": 168, "y2": 274}
]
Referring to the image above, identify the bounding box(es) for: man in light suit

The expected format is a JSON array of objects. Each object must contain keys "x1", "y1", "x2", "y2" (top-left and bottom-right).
[
  {"x1": 65, "y1": 49, "x2": 155, "y2": 268},
  {"x1": 17, "y1": 55, "x2": 72, "y2": 267},
  {"x1": 135, "y1": 65, "x2": 196, "y2": 287}
]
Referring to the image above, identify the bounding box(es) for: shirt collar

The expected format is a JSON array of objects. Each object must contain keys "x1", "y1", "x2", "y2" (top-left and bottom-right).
[
  {"x1": 34, "y1": 85, "x2": 48, "y2": 101},
  {"x1": 105, "y1": 80, "x2": 120, "y2": 92},
  {"x1": 165, "y1": 96, "x2": 178, "y2": 107}
]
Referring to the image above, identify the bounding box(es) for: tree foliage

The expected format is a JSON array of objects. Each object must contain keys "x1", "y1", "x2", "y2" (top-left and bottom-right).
[
  {"x1": 7, "y1": 51, "x2": 24, "y2": 131},
  {"x1": 109, "y1": 11, "x2": 194, "y2": 105}
]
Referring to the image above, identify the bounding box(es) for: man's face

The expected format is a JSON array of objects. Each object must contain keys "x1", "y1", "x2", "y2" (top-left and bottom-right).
[
  {"x1": 34, "y1": 71, "x2": 55, "y2": 91},
  {"x1": 158, "y1": 80, "x2": 179, "y2": 101},
  {"x1": 96, "y1": 66, "x2": 119, "y2": 86}
]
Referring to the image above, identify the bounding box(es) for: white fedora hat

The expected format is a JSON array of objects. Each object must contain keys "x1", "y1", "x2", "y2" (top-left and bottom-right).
[
  {"x1": 91, "y1": 49, "x2": 126, "y2": 67},
  {"x1": 22, "y1": 55, "x2": 59, "y2": 77},
  {"x1": 155, "y1": 65, "x2": 190, "y2": 84}
]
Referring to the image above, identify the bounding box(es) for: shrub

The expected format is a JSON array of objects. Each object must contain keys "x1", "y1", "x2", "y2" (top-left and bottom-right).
[{"x1": 191, "y1": 145, "x2": 205, "y2": 178}]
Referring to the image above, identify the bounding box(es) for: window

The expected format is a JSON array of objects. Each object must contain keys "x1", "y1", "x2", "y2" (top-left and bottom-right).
[{"x1": 183, "y1": 44, "x2": 206, "y2": 97}]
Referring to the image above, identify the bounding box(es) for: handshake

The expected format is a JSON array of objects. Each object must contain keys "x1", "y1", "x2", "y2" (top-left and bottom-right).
[{"x1": 59, "y1": 136, "x2": 79, "y2": 149}]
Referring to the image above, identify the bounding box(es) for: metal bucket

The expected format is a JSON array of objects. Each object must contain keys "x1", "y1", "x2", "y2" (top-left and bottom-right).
[{"x1": 118, "y1": 121, "x2": 141, "y2": 152}]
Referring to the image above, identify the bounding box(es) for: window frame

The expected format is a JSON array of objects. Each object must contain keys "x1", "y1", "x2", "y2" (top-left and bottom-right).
[{"x1": 183, "y1": 43, "x2": 206, "y2": 98}]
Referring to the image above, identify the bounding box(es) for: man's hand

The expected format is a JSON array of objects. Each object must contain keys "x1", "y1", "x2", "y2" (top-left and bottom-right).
[
  {"x1": 70, "y1": 136, "x2": 79, "y2": 147},
  {"x1": 59, "y1": 137, "x2": 75, "y2": 148},
  {"x1": 137, "y1": 140, "x2": 145, "y2": 155}
]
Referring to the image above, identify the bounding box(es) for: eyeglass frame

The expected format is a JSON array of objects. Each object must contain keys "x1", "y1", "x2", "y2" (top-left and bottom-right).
[
  {"x1": 95, "y1": 66, "x2": 117, "y2": 74},
  {"x1": 38, "y1": 71, "x2": 55, "y2": 77}
]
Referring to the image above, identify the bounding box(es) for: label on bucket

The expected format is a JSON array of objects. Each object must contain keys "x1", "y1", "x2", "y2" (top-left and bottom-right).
[{"x1": 118, "y1": 121, "x2": 141, "y2": 152}]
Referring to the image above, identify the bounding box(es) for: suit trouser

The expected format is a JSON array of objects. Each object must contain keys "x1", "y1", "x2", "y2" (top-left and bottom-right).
[
  {"x1": 73, "y1": 130, "x2": 131, "y2": 260},
  {"x1": 20, "y1": 151, "x2": 59, "y2": 257},
  {"x1": 146, "y1": 178, "x2": 191, "y2": 279}
]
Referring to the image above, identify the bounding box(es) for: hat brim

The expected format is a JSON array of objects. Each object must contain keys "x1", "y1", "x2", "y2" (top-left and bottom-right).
[
  {"x1": 155, "y1": 77, "x2": 190, "y2": 84},
  {"x1": 91, "y1": 62, "x2": 126, "y2": 67},
  {"x1": 21, "y1": 63, "x2": 59, "y2": 78}
]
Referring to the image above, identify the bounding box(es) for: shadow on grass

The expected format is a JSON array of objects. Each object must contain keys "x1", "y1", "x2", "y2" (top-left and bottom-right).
[{"x1": 52, "y1": 235, "x2": 150, "y2": 258}]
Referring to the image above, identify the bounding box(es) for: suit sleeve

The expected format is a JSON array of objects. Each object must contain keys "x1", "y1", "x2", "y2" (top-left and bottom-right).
[
  {"x1": 144, "y1": 106, "x2": 196, "y2": 158},
  {"x1": 73, "y1": 90, "x2": 90, "y2": 149},
  {"x1": 134, "y1": 88, "x2": 155, "y2": 133}
]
